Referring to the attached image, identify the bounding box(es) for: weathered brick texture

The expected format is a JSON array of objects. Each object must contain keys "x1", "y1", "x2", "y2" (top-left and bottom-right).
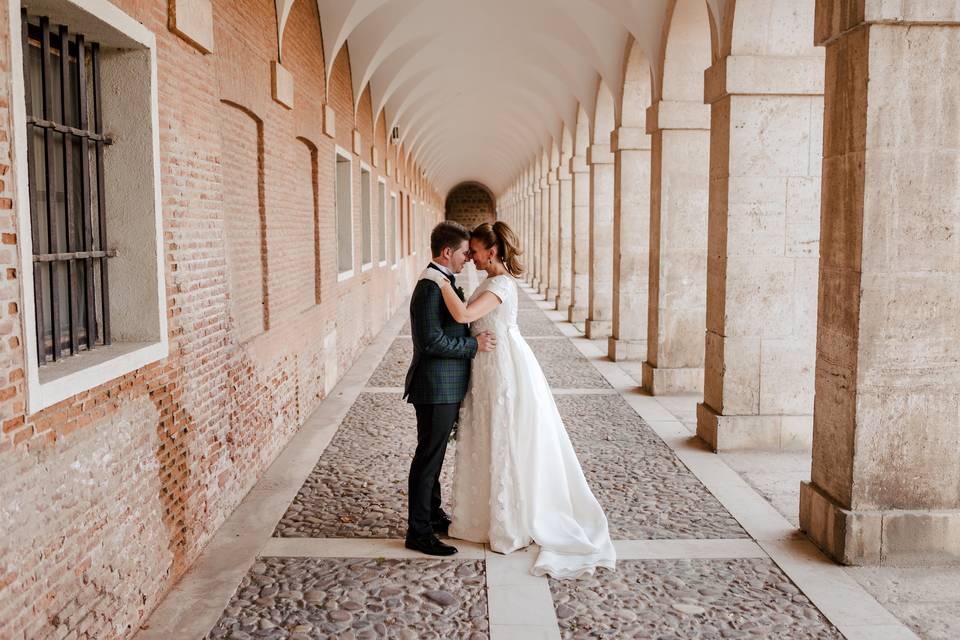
[
  {"x1": 0, "y1": 1, "x2": 442, "y2": 638},
  {"x1": 445, "y1": 182, "x2": 497, "y2": 230}
]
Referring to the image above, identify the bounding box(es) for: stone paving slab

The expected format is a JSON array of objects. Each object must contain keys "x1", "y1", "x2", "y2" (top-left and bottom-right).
[
  {"x1": 548, "y1": 558, "x2": 842, "y2": 639},
  {"x1": 556, "y1": 394, "x2": 746, "y2": 539},
  {"x1": 205, "y1": 557, "x2": 488, "y2": 640},
  {"x1": 370, "y1": 337, "x2": 607, "y2": 389},
  {"x1": 273, "y1": 393, "x2": 451, "y2": 538}
]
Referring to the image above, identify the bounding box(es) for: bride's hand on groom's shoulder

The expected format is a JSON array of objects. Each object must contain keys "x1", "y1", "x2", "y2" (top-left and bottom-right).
[{"x1": 421, "y1": 270, "x2": 449, "y2": 288}]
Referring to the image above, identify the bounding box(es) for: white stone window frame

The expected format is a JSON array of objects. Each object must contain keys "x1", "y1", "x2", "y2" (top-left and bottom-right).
[
  {"x1": 9, "y1": 0, "x2": 167, "y2": 414},
  {"x1": 389, "y1": 191, "x2": 398, "y2": 269},
  {"x1": 376, "y1": 176, "x2": 387, "y2": 267},
  {"x1": 359, "y1": 161, "x2": 373, "y2": 273},
  {"x1": 334, "y1": 145, "x2": 354, "y2": 282}
]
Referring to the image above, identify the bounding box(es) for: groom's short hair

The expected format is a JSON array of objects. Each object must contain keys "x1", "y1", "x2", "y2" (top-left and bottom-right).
[{"x1": 430, "y1": 221, "x2": 470, "y2": 258}]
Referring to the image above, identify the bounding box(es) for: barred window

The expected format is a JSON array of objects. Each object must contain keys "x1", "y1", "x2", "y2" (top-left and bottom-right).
[{"x1": 22, "y1": 11, "x2": 114, "y2": 365}]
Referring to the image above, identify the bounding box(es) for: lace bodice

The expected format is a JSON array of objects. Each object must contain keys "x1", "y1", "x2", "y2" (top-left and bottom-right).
[{"x1": 468, "y1": 274, "x2": 517, "y2": 335}]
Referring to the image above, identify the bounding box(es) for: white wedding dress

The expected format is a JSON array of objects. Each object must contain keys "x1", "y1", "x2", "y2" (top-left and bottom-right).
[{"x1": 448, "y1": 274, "x2": 616, "y2": 579}]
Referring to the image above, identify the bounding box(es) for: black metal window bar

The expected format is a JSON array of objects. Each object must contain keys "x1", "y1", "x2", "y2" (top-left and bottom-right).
[{"x1": 22, "y1": 11, "x2": 116, "y2": 365}]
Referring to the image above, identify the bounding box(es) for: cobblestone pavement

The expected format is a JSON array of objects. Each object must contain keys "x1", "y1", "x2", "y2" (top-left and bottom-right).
[
  {"x1": 557, "y1": 395, "x2": 746, "y2": 539},
  {"x1": 206, "y1": 557, "x2": 488, "y2": 640},
  {"x1": 369, "y1": 336, "x2": 607, "y2": 389},
  {"x1": 274, "y1": 393, "x2": 452, "y2": 538},
  {"x1": 549, "y1": 558, "x2": 842, "y2": 639},
  {"x1": 184, "y1": 284, "x2": 862, "y2": 640}
]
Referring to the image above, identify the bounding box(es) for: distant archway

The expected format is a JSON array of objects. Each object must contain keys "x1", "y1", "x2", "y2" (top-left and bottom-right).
[{"x1": 445, "y1": 182, "x2": 497, "y2": 230}]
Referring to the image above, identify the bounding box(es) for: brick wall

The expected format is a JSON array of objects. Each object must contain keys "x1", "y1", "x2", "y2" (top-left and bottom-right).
[
  {"x1": 0, "y1": 1, "x2": 442, "y2": 638},
  {"x1": 445, "y1": 182, "x2": 497, "y2": 230}
]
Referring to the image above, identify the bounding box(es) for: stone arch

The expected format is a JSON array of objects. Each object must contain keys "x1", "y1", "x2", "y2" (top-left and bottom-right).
[
  {"x1": 591, "y1": 81, "x2": 615, "y2": 146},
  {"x1": 620, "y1": 37, "x2": 653, "y2": 127},
  {"x1": 659, "y1": 0, "x2": 715, "y2": 101},
  {"x1": 444, "y1": 182, "x2": 496, "y2": 230}
]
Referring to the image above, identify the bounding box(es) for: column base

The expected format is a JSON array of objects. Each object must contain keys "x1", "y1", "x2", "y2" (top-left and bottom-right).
[
  {"x1": 584, "y1": 319, "x2": 612, "y2": 340},
  {"x1": 642, "y1": 363, "x2": 703, "y2": 395},
  {"x1": 545, "y1": 287, "x2": 559, "y2": 307},
  {"x1": 800, "y1": 481, "x2": 960, "y2": 566},
  {"x1": 607, "y1": 337, "x2": 646, "y2": 362},
  {"x1": 696, "y1": 404, "x2": 812, "y2": 451},
  {"x1": 531, "y1": 278, "x2": 541, "y2": 291},
  {"x1": 556, "y1": 293, "x2": 572, "y2": 312},
  {"x1": 568, "y1": 305, "x2": 588, "y2": 323}
]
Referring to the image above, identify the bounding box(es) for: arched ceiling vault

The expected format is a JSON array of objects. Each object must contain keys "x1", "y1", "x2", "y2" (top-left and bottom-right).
[{"x1": 272, "y1": 0, "x2": 733, "y2": 196}]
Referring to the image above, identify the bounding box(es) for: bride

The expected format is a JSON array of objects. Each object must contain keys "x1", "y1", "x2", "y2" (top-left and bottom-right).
[{"x1": 421, "y1": 221, "x2": 616, "y2": 579}]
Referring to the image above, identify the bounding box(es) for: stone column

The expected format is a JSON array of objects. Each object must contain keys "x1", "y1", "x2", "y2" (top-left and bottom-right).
[
  {"x1": 545, "y1": 172, "x2": 561, "y2": 305},
  {"x1": 525, "y1": 184, "x2": 535, "y2": 286},
  {"x1": 608, "y1": 126, "x2": 651, "y2": 362},
  {"x1": 538, "y1": 173, "x2": 550, "y2": 297},
  {"x1": 642, "y1": 100, "x2": 710, "y2": 394},
  {"x1": 531, "y1": 181, "x2": 543, "y2": 290},
  {"x1": 799, "y1": 3, "x2": 960, "y2": 565},
  {"x1": 568, "y1": 155, "x2": 590, "y2": 323},
  {"x1": 556, "y1": 159, "x2": 573, "y2": 311},
  {"x1": 696, "y1": 46, "x2": 825, "y2": 451},
  {"x1": 585, "y1": 144, "x2": 614, "y2": 339}
]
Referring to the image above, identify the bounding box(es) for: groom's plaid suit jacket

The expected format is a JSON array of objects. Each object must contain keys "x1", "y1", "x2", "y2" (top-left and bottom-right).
[{"x1": 403, "y1": 268, "x2": 477, "y2": 405}]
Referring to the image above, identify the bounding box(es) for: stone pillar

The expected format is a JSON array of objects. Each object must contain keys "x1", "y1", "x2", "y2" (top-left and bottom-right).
[
  {"x1": 538, "y1": 174, "x2": 550, "y2": 297},
  {"x1": 556, "y1": 161, "x2": 573, "y2": 311},
  {"x1": 545, "y1": 172, "x2": 561, "y2": 305},
  {"x1": 531, "y1": 182, "x2": 543, "y2": 290},
  {"x1": 608, "y1": 126, "x2": 651, "y2": 362},
  {"x1": 585, "y1": 144, "x2": 614, "y2": 339},
  {"x1": 642, "y1": 100, "x2": 710, "y2": 394},
  {"x1": 568, "y1": 155, "x2": 590, "y2": 323},
  {"x1": 526, "y1": 185, "x2": 535, "y2": 286},
  {"x1": 799, "y1": 3, "x2": 960, "y2": 566},
  {"x1": 696, "y1": 48, "x2": 825, "y2": 451}
]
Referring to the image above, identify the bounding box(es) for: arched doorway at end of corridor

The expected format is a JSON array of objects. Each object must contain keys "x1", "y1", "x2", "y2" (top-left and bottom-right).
[{"x1": 445, "y1": 182, "x2": 496, "y2": 230}]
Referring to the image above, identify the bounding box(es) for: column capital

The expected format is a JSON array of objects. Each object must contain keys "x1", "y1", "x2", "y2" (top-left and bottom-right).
[
  {"x1": 569, "y1": 155, "x2": 589, "y2": 174},
  {"x1": 547, "y1": 172, "x2": 558, "y2": 185},
  {"x1": 539, "y1": 178, "x2": 549, "y2": 190},
  {"x1": 704, "y1": 54, "x2": 824, "y2": 104},
  {"x1": 645, "y1": 100, "x2": 710, "y2": 134},
  {"x1": 556, "y1": 164, "x2": 571, "y2": 181},
  {"x1": 815, "y1": 1, "x2": 960, "y2": 45},
  {"x1": 587, "y1": 144, "x2": 614, "y2": 165},
  {"x1": 611, "y1": 126, "x2": 651, "y2": 152}
]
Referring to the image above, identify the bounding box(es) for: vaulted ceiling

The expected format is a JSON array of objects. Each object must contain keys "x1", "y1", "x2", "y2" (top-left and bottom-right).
[{"x1": 275, "y1": 0, "x2": 726, "y2": 196}]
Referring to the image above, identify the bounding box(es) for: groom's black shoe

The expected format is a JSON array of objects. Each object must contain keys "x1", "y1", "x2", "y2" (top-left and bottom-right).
[
  {"x1": 405, "y1": 533, "x2": 458, "y2": 556},
  {"x1": 431, "y1": 509, "x2": 452, "y2": 536}
]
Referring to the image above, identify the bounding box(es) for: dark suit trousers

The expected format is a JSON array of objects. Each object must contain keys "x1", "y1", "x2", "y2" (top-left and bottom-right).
[{"x1": 407, "y1": 402, "x2": 459, "y2": 538}]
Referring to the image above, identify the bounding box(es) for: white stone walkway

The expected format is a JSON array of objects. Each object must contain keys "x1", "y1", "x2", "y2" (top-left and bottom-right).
[{"x1": 135, "y1": 278, "x2": 920, "y2": 640}]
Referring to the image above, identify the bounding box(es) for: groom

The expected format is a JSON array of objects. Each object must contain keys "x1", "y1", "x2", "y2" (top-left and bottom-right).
[{"x1": 404, "y1": 221, "x2": 496, "y2": 556}]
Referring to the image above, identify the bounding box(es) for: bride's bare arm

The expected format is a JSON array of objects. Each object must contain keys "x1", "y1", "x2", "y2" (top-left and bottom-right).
[{"x1": 438, "y1": 280, "x2": 501, "y2": 323}]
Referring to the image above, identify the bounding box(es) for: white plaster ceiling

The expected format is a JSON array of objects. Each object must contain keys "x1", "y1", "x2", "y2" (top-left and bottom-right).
[{"x1": 276, "y1": 0, "x2": 728, "y2": 196}]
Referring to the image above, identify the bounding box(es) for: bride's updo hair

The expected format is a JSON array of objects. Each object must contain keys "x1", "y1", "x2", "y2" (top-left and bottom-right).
[{"x1": 471, "y1": 221, "x2": 524, "y2": 277}]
